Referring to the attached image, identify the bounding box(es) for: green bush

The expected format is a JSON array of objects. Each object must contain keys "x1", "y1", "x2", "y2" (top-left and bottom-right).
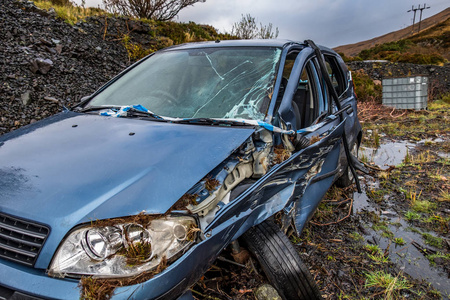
[
  {"x1": 352, "y1": 70, "x2": 382, "y2": 102},
  {"x1": 396, "y1": 53, "x2": 445, "y2": 65},
  {"x1": 356, "y1": 39, "x2": 446, "y2": 65},
  {"x1": 154, "y1": 21, "x2": 236, "y2": 45},
  {"x1": 441, "y1": 93, "x2": 450, "y2": 104}
]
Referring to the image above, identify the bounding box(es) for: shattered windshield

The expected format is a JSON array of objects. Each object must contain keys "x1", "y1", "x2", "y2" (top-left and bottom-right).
[{"x1": 88, "y1": 47, "x2": 282, "y2": 120}]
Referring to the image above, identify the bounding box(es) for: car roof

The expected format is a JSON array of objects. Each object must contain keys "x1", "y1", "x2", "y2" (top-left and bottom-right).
[
  {"x1": 163, "y1": 39, "x2": 302, "y2": 50},
  {"x1": 162, "y1": 39, "x2": 338, "y2": 56}
]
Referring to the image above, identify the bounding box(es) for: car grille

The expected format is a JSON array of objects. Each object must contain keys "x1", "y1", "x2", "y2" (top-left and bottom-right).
[
  {"x1": 0, "y1": 284, "x2": 44, "y2": 300},
  {"x1": 0, "y1": 213, "x2": 49, "y2": 267}
]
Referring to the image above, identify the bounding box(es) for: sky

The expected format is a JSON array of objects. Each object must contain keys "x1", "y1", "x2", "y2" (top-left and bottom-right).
[{"x1": 76, "y1": 0, "x2": 450, "y2": 48}]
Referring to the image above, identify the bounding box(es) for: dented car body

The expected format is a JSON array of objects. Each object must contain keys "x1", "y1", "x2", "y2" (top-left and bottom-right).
[{"x1": 0, "y1": 40, "x2": 361, "y2": 299}]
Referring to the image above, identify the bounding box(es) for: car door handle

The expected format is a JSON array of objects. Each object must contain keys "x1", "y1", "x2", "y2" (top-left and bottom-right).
[
  {"x1": 331, "y1": 104, "x2": 351, "y2": 118},
  {"x1": 346, "y1": 106, "x2": 353, "y2": 114}
]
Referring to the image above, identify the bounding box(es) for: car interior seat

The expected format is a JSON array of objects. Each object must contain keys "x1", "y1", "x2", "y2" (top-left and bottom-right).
[
  {"x1": 276, "y1": 77, "x2": 302, "y2": 130},
  {"x1": 293, "y1": 82, "x2": 309, "y2": 128}
]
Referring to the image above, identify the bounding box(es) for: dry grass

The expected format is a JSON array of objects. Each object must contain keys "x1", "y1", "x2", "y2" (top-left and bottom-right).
[
  {"x1": 91, "y1": 212, "x2": 160, "y2": 228},
  {"x1": 122, "y1": 241, "x2": 152, "y2": 266},
  {"x1": 79, "y1": 256, "x2": 168, "y2": 300},
  {"x1": 33, "y1": 0, "x2": 106, "y2": 25},
  {"x1": 79, "y1": 277, "x2": 115, "y2": 300},
  {"x1": 273, "y1": 145, "x2": 291, "y2": 164},
  {"x1": 357, "y1": 100, "x2": 408, "y2": 123},
  {"x1": 438, "y1": 189, "x2": 450, "y2": 202},
  {"x1": 204, "y1": 176, "x2": 220, "y2": 192}
]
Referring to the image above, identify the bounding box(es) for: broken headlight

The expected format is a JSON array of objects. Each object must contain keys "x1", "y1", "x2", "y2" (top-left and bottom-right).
[{"x1": 48, "y1": 215, "x2": 198, "y2": 278}]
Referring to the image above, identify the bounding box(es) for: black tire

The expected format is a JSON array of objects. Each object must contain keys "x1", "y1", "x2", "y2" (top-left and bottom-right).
[
  {"x1": 336, "y1": 142, "x2": 359, "y2": 188},
  {"x1": 241, "y1": 220, "x2": 322, "y2": 300},
  {"x1": 336, "y1": 165, "x2": 353, "y2": 187}
]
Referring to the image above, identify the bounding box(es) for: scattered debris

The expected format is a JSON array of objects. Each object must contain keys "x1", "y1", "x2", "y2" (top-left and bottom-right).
[
  {"x1": 272, "y1": 145, "x2": 291, "y2": 164},
  {"x1": 180, "y1": 193, "x2": 199, "y2": 206},
  {"x1": 204, "y1": 176, "x2": 220, "y2": 192},
  {"x1": 79, "y1": 277, "x2": 115, "y2": 300},
  {"x1": 91, "y1": 211, "x2": 158, "y2": 228},
  {"x1": 186, "y1": 223, "x2": 201, "y2": 242},
  {"x1": 309, "y1": 135, "x2": 323, "y2": 145},
  {"x1": 121, "y1": 240, "x2": 152, "y2": 266},
  {"x1": 79, "y1": 256, "x2": 168, "y2": 300}
]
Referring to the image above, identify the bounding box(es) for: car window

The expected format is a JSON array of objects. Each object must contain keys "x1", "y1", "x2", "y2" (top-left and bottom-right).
[
  {"x1": 88, "y1": 47, "x2": 282, "y2": 121},
  {"x1": 291, "y1": 60, "x2": 325, "y2": 128},
  {"x1": 309, "y1": 61, "x2": 327, "y2": 117},
  {"x1": 274, "y1": 51, "x2": 299, "y2": 111},
  {"x1": 324, "y1": 55, "x2": 346, "y2": 98},
  {"x1": 282, "y1": 51, "x2": 299, "y2": 80}
]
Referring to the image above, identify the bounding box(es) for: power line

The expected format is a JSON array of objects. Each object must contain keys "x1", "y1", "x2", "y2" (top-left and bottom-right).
[
  {"x1": 407, "y1": 5, "x2": 419, "y2": 33},
  {"x1": 417, "y1": 3, "x2": 431, "y2": 33},
  {"x1": 407, "y1": 3, "x2": 431, "y2": 34}
]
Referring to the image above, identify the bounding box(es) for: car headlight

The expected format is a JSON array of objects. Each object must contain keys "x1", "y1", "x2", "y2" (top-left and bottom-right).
[{"x1": 48, "y1": 215, "x2": 198, "y2": 278}]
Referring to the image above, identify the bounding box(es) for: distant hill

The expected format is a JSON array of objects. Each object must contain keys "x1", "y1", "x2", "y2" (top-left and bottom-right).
[{"x1": 334, "y1": 7, "x2": 450, "y2": 57}]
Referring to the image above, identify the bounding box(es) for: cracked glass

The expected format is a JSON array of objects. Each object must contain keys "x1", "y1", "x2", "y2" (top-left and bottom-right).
[{"x1": 88, "y1": 47, "x2": 282, "y2": 120}]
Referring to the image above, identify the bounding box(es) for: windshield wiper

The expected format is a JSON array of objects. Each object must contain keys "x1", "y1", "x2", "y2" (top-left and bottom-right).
[
  {"x1": 172, "y1": 118, "x2": 250, "y2": 127},
  {"x1": 79, "y1": 105, "x2": 166, "y2": 121},
  {"x1": 77, "y1": 105, "x2": 119, "y2": 112},
  {"x1": 125, "y1": 107, "x2": 166, "y2": 121}
]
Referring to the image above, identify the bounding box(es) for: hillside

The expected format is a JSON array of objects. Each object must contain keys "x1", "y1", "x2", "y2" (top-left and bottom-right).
[
  {"x1": 335, "y1": 7, "x2": 450, "y2": 57},
  {"x1": 32, "y1": 0, "x2": 235, "y2": 57}
]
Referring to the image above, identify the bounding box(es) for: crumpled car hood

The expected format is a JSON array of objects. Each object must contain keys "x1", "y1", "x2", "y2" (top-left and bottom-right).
[{"x1": 0, "y1": 111, "x2": 254, "y2": 267}]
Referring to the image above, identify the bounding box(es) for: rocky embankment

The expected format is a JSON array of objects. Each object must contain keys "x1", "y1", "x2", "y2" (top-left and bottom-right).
[
  {"x1": 0, "y1": 0, "x2": 129, "y2": 135},
  {"x1": 347, "y1": 61, "x2": 450, "y2": 96}
]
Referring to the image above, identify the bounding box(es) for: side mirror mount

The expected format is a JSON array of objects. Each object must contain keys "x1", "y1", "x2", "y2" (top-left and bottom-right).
[{"x1": 72, "y1": 95, "x2": 93, "y2": 111}]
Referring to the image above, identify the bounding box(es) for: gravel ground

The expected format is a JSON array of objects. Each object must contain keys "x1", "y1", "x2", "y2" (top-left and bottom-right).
[{"x1": 0, "y1": 0, "x2": 129, "y2": 135}]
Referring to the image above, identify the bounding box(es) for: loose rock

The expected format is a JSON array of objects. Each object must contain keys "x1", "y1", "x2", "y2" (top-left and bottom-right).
[
  {"x1": 254, "y1": 284, "x2": 282, "y2": 300},
  {"x1": 21, "y1": 90, "x2": 31, "y2": 105}
]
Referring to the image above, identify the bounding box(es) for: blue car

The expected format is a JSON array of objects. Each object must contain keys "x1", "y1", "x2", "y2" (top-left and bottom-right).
[{"x1": 0, "y1": 39, "x2": 362, "y2": 300}]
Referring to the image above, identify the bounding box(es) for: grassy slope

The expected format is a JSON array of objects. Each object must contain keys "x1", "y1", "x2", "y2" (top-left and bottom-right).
[
  {"x1": 334, "y1": 7, "x2": 450, "y2": 57},
  {"x1": 344, "y1": 15, "x2": 450, "y2": 65}
]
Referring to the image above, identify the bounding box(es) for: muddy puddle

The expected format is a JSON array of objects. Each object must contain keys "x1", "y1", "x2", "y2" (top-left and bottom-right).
[
  {"x1": 360, "y1": 141, "x2": 414, "y2": 169},
  {"x1": 356, "y1": 140, "x2": 450, "y2": 296}
]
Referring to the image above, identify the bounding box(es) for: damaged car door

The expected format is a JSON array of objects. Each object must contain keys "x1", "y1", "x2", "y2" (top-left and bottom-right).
[
  {"x1": 271, "y1": 48, "x2": 347, "y2": 234},
  {"x1": 210, "y1": 49, "x2": 346, "y2": 228},
  {"x1": 207, "y1": 47, "x2": 349, "y2": 299}
]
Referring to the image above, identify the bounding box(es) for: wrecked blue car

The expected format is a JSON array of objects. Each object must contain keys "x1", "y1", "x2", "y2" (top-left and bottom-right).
[{"x1": 0, "y1": 40, "x2": 362, "y2": 300}]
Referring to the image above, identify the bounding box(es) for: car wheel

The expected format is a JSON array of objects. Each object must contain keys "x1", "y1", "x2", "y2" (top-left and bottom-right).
[
  {"x1": 241, "y1": 220, "x2": 322, "y2": 300},
  {"x1": 336, "y1": 142, "x2": 359, "y2": 187}
]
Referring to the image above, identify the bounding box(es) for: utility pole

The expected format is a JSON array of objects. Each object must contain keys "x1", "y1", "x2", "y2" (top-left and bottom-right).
[
  {"x1": 407, "y1": 5, "x2": 419, "y2": 34},
  {"x1": 417, "y1": 3, "x2": 431, "y2": 33}
]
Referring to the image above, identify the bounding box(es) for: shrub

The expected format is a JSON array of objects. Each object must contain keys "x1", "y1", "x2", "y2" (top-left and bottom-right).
[
  {"x1": 357, "y1": 39, "x2": 447, "y2": 65},
  {"x1": 352, "y1": 70, "x2": 382, "y2": 103}
]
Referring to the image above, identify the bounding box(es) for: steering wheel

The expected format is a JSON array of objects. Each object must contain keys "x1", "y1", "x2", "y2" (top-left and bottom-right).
[{"x1": 149, "y1": 90, "x2": 177, "y2": 105}]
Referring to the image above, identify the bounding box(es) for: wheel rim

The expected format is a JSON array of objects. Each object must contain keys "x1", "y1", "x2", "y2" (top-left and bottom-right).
[{"x1": 348, "y1": 143, "x2": 358, "y2": 181}]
